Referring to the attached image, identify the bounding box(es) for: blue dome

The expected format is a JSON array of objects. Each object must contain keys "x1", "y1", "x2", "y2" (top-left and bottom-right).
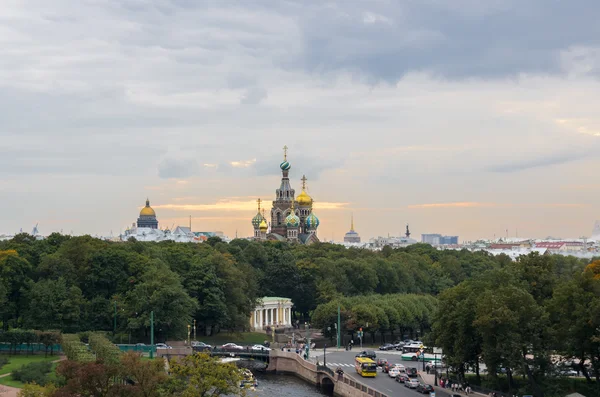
[
  {"x1": 306, "y1": 212, "x2": 320, "y2": 229},
  {"x1": 251, "y1": 212, "x2": 264, "y2": 228},
  {"x1": 280, "y1": 161, "x2": 291, "y2": 171},
  {"x1": 285, "y1": 211, "x2": 300, "y2": 228}
]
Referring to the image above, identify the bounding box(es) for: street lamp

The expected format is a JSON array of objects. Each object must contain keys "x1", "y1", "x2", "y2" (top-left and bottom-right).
[
  {"x1": 324, "y1": 344, "x2": 327, "y2": 367},
  {"x1": 187, "y1": 324, "x2": 191, "y2": 345},
  {"x1": 305, "y1": 322, "x2": 310, "y2": 360},
  {"x1": 334, "y1": 323, "x2": 339, "y2": 349},
  {"x1": 434, "y1": 350, "x2": 438, "y2": 386},
  {"x1": 193, "y1": 320, "x2": 197, "y2": 341}
]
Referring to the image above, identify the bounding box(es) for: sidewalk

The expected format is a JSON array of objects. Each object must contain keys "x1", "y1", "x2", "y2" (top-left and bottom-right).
[{"x1": 420, "y1": 372, "x2": 488, "y2": 397}]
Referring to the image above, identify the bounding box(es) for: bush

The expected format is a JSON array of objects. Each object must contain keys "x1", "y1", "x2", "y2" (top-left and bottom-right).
[
  {"x1": 12, "y1": 362, "x2": 53, "y2": 386},
  {"x1": 0, "y1": 355, "x2": 9, "y2": 369}
]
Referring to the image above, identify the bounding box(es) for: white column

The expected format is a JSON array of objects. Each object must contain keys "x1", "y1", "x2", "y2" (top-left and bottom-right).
[
  {"x1": 258, "y1": 310, "x2": 262, "y2": 329},
  {"x1": 254, "y1": 311, "x2": 258, "y2": 328},
  {"x1": 287, "y1": 306, "x2": 291, "y2": 326},
  {"x1": 269, "y1": 308, "x2": 273, "y2": 325}
]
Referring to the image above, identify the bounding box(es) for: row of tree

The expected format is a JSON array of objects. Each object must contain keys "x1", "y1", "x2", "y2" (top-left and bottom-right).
[
  {"x1": 0, "y1": 233, "x2": 594, "y2": 342},
  {"x1": 433, "y1": 253, "x2": 600, "y2": 397}
]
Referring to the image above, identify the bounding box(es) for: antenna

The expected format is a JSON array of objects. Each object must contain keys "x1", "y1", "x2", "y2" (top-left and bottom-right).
[{"x1": 189, "y1": 215, "x2": 192, "y2": 231}]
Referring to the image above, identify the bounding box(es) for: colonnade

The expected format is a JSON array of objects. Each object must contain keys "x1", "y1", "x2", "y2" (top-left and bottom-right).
[{"x1": 250, "y1": 297, "x2": 293, "y2": 330}]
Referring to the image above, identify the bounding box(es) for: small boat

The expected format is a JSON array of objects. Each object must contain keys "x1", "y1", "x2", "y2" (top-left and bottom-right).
[{"x1": 240, "y1": 369, "x2": 258, "y2": 389}]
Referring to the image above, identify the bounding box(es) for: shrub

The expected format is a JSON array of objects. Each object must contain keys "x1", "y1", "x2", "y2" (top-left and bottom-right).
[
  {"x1": 12, "y1": 362, "x2": 53, "y2": 386},
  {"x1": 0, "y1": 355, "x2": 9, "y2": 369}
]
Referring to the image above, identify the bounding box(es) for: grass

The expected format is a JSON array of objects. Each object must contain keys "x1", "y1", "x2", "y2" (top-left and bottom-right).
[
  {"x1": 197, "y1": 332, "x2": 269, "y2": 346},
  {"x1": 0, "y1": 355, "x2": 58, "y2": 376},
  {"x1": 0, "y1": 362, "x2": 59, "y2": 389}
]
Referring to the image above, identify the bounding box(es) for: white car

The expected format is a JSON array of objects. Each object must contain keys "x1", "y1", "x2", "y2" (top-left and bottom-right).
[
  {"x1": 388, "y1": 367, "x2": 401, "y2": 378},
  {"x1": 155, "y1": 343, "x2": 172, "y2": 349},
  {"x1": 251, "y1": 344, "x2": 271, "y2": 351},
  {"x1": 405, "y1": 378, "x2": 420, "y2": 388}
]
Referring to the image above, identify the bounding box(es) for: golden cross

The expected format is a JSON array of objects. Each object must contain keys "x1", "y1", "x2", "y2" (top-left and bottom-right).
[
  {"x1": 283, "y1": 145, "x2": 288, "y2": 161},
  {"x1": 301, "y1": 175, "x2": 307, "y2": 190},
  {"x1": 257, "y1": 198, "x2": 262, "y2": 211}
]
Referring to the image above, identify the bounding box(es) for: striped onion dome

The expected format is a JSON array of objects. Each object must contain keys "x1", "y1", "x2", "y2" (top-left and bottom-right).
[
  {"x1": 306, "y1": 212, "x2": 320, "y2": 229},
  {"x1": 280, "y1": 161, "x2": 291, "y2": 171},
  {"x1": 251, "y1": 212, "x2": 264, "y2": 229}
]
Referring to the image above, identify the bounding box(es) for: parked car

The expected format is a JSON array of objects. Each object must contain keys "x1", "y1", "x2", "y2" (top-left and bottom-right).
[
  {"x1": 355, "y1": 350, "x2": 376, "y2": 360},
  {"x1": 220, "y1": 343, "x2": 244, "y2": 351},
  {"x1": 384, "y1": 363, "x2": 404, "y2": 373},
  {"x1": 416, "y1": 384, "x2": 434, "y2": 394},
  {"x1": 376, "y1": 358, "x2": 388, "y2": 367},
  {"x1": 406, "y1": 367, "x2": 418, "y2": 378},
  {"x1": 388, "y1": 367, "x2": 401, "y2": 378},
  {"x1": 396, "y1": 374, "x2": 410, "y2": 383},
  {"x1": 155, "y1": 343, "x2": 172, "y2": 349},
  {"x1": 251, "y1": 344, "x2": 271, "y2": 351},
  {"x1": 379, "y1": 343, "x2": 395, "y2": 351},
  {"x1": 405, "y1": 378, "x2": 420, "y2": 388}
]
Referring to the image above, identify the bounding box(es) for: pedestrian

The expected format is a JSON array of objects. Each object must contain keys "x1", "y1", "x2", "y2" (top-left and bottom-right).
[{"x1": 440, "y1": 379, "x2": 445, "y2": 388}]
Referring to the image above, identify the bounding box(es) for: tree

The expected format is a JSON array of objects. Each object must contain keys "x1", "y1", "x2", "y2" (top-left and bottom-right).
[
  {"x1": 125, "y1": 263, "x2": 197, "y2": 340},
  {"x1": 120, "y1": 352, "x2": 168, "y2": 397},
  {"x1": 17, "y1": 383, "x2": 57, "y2": 397},
  {"x1": 167, "y1": 353, "x2": 244, "y2": 397},
  {"x1": 54, "y1": 360, "x2": 121, "y2": 397}
]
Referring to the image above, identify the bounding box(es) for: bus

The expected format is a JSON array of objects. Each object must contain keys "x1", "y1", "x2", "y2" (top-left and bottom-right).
[
  {"x1": 400, "y1": 343, "x2": 442, "y2": 362},
  {"x1": 355, "y1": 357, "x2": 377, "y2": 377}
]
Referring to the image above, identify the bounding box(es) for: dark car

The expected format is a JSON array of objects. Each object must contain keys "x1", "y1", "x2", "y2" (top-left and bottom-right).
[
  {"x1": 396, "y1": 374, "x2": 409, "y2": 383},
  {"x1": 379, "y1": 343, "x2": 394, "y2": 351},
  {"x1": 406, "y1": 367, "x2": 418, "y2": 378},
  {"x1": 191, "y1": 341, "x2": 212, "y2": 352},
  {"x1": 377, "y1": 358, "x2": 388, "y2": 367},
  {"x1": 416, "y1": 384, "x2": 434, "y2": 394},
  {"x1": 355, "y1": 350, "x2": 376, "y2": 360}
]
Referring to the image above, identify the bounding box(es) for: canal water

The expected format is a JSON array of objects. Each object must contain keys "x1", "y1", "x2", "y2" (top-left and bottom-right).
[{"x1": 245, "y1": 373, "x2": 329, "y2": 396}]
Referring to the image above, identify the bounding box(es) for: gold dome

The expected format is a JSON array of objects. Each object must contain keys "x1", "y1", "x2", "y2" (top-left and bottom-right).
[
  {"x1": 297, "y1": 189, "x2": 312, "y2": 206},
  {"x1": 140, "y1": 199, "x2": 156, "y2": 217},
  {"x1": 259, "y1": 218, "x2": 268, "y2": 231}
]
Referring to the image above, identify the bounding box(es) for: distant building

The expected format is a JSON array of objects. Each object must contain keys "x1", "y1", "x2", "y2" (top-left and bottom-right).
[
  {"x1": 422, "y1": 233, "x2": 458, "y2": 245},
  {"x1": 344, "y1": 215, "x2": 361, "y2": 243},
  {"x1": 137, "y1": 199, "x2": 158, "y2": 229}
]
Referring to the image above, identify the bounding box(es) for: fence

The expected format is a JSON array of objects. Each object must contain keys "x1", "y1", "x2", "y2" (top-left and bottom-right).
[
  {"x1": 115, "y1": 344, "x2": 154, "y2": 354},
  {"x1": 337, "y1": 373, "x2": 390, "y2": 397},
  {"x1": 0, "y1": 343, "x2": 62, "y2": 354}
]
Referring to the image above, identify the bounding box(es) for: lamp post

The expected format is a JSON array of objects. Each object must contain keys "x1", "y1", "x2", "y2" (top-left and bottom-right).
[
  {"x1": 434, "y1": 350, "x2": 438, "y2": 386},
  {"x1": 421, "y1": 347, "x2": 426, "y2": 371},
  {"x1": 324, "y1": 344, "x2": 327, "y2": 367},
  {"x1": 193, "y1": 320, "x2": 197, "y2": 341},
  {"x1": 305, "y1": 322, "x2": 310, "y2": 360},
  {"x1": 337, "y1": 305, "x2": 341, "y2": 350},
  {"x1": 187, "y1": 324, "x2": 191, "y2": 345}
]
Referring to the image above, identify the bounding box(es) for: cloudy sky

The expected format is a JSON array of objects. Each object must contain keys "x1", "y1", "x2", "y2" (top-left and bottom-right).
[{"x1": 2, "y1": 0, "x2": 600, "y2": 241}]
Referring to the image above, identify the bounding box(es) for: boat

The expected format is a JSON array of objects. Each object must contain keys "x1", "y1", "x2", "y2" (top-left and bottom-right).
[{"x1": 240, "y1": 369, "x2": 258, "y2": 389}]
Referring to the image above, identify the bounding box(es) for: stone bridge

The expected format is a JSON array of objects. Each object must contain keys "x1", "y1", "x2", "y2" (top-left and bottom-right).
[{"x1": 267, "y1": 350, "x2": 390, "y2": 397}]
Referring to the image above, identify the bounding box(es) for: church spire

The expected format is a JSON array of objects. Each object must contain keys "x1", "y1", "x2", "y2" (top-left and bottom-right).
[
  {"x1": 283, "y1": 145, "x2": 288, "y2": 161},
  {"x1": 351, "y1": 213, "x2": 355, "y2": 231}
]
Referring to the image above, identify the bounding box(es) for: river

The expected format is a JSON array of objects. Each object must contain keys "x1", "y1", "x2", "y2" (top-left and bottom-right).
[{"x1": 245, "y1": 373, "x2": 329, "y2": 397}]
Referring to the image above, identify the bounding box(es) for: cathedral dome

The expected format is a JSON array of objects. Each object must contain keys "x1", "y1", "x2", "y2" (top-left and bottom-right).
[
  {"x1": 285, "y1": 211, "x2": 300, "y2": 228},
  {"x1": 297, "y1": 189, "x2": 312, "y2": 206},
  {"x1": 259, "y1": 218, "x2": 268, "y2": 231},
  {"x1": 306, "y1": 212, "x2": 320, "y2": 229},
  {"x1": 140, "y1": 199, "x2": 156, "y2": 217},
  {"x1": 280, "y1": 160, "x2": 291, "y2": 171},
  {"x1": 251, "y1": 212, "x2": 264, "y2": 228}
]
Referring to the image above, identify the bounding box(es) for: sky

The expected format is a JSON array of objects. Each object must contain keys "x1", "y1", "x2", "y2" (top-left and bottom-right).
[{"x1": 2, "y1": 0, "x2": 600, "y2": 242}]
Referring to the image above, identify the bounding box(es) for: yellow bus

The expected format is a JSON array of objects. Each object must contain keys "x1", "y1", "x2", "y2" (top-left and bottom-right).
[{"x1": 355, "y1": 357, "x2": 377, "y2": 377}]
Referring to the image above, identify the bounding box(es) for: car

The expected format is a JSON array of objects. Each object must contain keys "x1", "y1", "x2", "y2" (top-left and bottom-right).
[
  {"x1": 377, "y1": 358, "x2": 388, "y2": 368},
  {"x1": 384, "y1": 363, "x2": 404, "y2": 373},
  {"x1": 355, "y1": 350, "x2": 376, "y2": 360},
  {"x1": 379, "y1": 343, "x2": 394, "y2": 351},
  {"x1": 416, "y1": 384, "x2": 434, "y2": 394},
  {"x1": 406, "y1": 367, "x2": 418, "y2": 378},
  {"x1": 155, "y1": 343, "x2": 172, "y2": 349},
  {"x1": 250, "y1": 344, "x2": 271, "y2": 351},
  {"x1": 135, "y1": 343, "x2": 146, "y2": 346},
  {"x1": 405, "y1": 378, "x2": 420, "y2": 388},
  {"x1": 220, "y1": 343, "x2": 244, "y2": 351},
  {"x1": 425, "y1": 361, "x2": 445, "y2": 373},
  {"x1": 396, "y1": 374, "x2": 409, "y2": 383},
  {"x1": 191, "y1": 341, "x2": 212, "y2": 351},
  {"x1": 388, "y1": 367, "x2": 401, "y2": 378}
]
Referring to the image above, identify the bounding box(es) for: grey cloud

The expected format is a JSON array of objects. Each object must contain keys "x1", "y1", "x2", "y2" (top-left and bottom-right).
[
  {"x1": 240, "y1": 86, "x2": 268, "y2": 104},
  {"x1": 487, "y1": 151, "x2": 587, "y2": 173},
  {"x1": 157, "y1": 157, "x2": 200, "y2": 179}
]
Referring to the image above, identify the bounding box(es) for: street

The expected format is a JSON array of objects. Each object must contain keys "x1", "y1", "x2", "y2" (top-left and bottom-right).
[{"x1": 313, "y1": 349, "x2": 452, "y2": 397}]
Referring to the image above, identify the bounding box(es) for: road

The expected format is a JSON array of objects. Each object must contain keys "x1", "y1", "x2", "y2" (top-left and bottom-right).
[{"x1": 314, "y1": 349, "x2": 452, "y2": 397}]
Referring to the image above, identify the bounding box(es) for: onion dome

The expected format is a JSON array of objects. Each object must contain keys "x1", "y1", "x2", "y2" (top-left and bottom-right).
[
  {"x1": 285, "y1": 211, "x2": 300, "y2": 228},
  {"x1": 251, "y1": 212, "x2": 264, "y2": 229},
  {"x1": 297, "y1": 189, "x2": 312, "y2": 206},
  {"x1": 280, "y1": 160, "x2": 291, "y2": 171},
  {"x1": 140, "y1": 199, "x2": 156, "y2": 216},
  {"x1": 259, "y1": 218, "x2": 268, "y2": 232},
  {"x1": 306, "y1": 212, "x2": 320, "y2": 229}
]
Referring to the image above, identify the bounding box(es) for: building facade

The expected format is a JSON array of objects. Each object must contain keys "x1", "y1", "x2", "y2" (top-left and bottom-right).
[
  {"x1": 422, "y1": 234, "x2": 458, "y2": 245},
  {"x1": 251, "y1": 146, "x2": 320, "y2": 244},
  {"x1": 250, "y1": 297, "x2": 294, "y2": 330}
]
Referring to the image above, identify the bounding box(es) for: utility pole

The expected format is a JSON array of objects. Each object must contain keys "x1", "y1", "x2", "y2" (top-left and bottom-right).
[
  {"x1": 305, "y1": 322, "x2": 310, "y2": 360},
  {"x1": 150, "y1": 311, "x2": 155, "y2": 359},
  {"x1": 113, "y1": 301, "x2": 117, "y2": 336},
  {"x1": 193, "y1": 319, "x2": 197, "y2": 341}
]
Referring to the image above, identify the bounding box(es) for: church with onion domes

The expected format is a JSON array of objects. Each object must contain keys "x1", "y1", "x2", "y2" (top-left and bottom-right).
[{"x1": 251, "y1": 146, "x2": 320, "y2": 244}]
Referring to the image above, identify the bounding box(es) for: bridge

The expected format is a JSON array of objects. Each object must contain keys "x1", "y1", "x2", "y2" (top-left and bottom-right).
[{"x1": 208, "y1": 348, "x2": 270, "y2": 363}]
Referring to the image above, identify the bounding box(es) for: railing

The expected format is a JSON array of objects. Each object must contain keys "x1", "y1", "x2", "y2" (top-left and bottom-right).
[
  {"x1": 317, "y1": 364, "x2": 334, "y2": 377},
  {"x1": 338, "y1": 374, "x2": 390, "y2": 397},
  {"x1": 0, "y1": 343, "x2": 62, "y2": 353}
]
